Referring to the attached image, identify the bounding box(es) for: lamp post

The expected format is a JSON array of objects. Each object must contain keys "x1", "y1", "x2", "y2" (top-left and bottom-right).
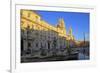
[{"x1": 83, "y1": 32, "x2": 86, "y2": 59}]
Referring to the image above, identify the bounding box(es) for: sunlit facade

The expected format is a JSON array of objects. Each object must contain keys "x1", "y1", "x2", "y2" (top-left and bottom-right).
[{"x1": 21, "y1": 10, "x2": 75, "y2": 57}]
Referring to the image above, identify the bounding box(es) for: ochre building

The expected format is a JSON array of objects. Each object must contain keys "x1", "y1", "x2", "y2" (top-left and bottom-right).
[{"x1": 21, "y1": 10, "x2": 75, "y2": 57}]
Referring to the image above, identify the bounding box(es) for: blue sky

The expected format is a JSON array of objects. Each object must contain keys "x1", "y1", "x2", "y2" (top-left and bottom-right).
[{"x1": 36, "y1": 10, "x2": 90, "y2": 41}]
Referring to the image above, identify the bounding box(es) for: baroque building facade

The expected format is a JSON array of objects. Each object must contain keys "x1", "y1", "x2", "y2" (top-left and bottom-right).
[{"x1": 21, "y1": 10, "x2": 75, "y2": 57}]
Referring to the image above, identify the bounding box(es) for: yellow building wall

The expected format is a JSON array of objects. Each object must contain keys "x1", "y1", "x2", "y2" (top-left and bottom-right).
[{"x1": 21, "y1": 9, "x2": 74, "y2": 41}]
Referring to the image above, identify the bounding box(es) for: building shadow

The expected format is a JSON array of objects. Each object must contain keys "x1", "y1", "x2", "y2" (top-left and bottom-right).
[{"x1": 21, "y1": 27, "x2": 89, "y2": 63}]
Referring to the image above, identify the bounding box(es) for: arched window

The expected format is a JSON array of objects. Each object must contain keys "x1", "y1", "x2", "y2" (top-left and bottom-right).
[{"x1": 36, "y1": 43, "x2": 38, "y2": 48}]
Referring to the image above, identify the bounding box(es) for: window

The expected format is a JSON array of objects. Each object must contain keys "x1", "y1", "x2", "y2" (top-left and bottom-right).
[
  {"x1": 36, "y1": 16, "x2": 38, "y2": 19},
  {"x1": 21, "y1": 21, "x2": 24, "y2": 25},
  {"x1": 36, "y1": 43, "x2": 38, "y2": 47},
  {"x1": 36, "y1": 16, "x2": 38, "y2": 21},
  {"x1": 20, "y1": 10, "x2": 23, "y2": 16},
  {"x1": 28, "y1": 42, "x2": 31, "y2": 48},
  {"x1": 28, "y1": 13, "x2": 31, "y2": 17},
  {"x1": 32, "y1": 25, "x2": 34, "y2": 29},
  {"x1": 48, "y1": 41, "x2": 50, "y2": 49}
]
